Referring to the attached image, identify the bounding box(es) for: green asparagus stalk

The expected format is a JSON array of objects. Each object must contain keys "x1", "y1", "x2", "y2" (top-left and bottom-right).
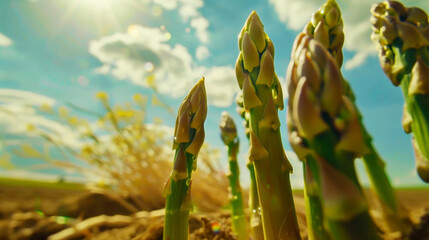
[
  {"x1": 236, "y1": 92, "x2": 264, "y2": 240},
  {"x1": 371, "y1": 0, "x2": 429, "y2": 183},
  {"x1": 236, "y1": 11, "x2": 301, "y2": 240},
  {"x1": 286, "y1": 33, "x2": 381, "y2": 240},
  {"x1": 287, "y1": 105, "x2": 329, "y2": 240},
  {"x1": 163, "y1": 78, "x2": 207, "y2": 240},
  {"x1": 304, "y1": 0, "x2": 407, "y2": 233},
  {"x1": 295, "y1": 3, "x2": 345, "y2": 238},
  {"x1": 219, "y1": 111, "x2": 249, "y2": 240}
]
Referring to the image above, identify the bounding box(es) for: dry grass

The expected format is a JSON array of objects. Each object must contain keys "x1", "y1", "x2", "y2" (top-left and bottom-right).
[{"x1": 12, "y1": 92, "x2": 229, "y2": 212}]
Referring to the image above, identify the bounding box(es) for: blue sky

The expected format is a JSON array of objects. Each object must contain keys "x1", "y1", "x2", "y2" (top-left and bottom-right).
[{"x1": 0, "y1": 0, "x2": 428, "y2": 188}]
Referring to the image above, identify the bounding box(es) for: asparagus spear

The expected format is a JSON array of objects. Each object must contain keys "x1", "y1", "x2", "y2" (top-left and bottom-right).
[
  {"x1": 286, "y1": 33, "x2": 381, "y2": 240},
  {"x1": 304, "y1": 0, "x2": 407, "y2": 233},
  {"x1": 371, "y1": 0, "x2": 429, "y2": 183},
  {"x1": 163, "y1": 78, "x2": 207, "y2": 240},
  {"x1": 236, "y1": 11, "x2": 301, "y2": 240},
  {"x1": 236, "y1": 92, "x2": 264, "y2": 240},
  {"x1": 297, "y1": 4, "x2": 344, "y2": 239},
  {"x1": 219, "y1": 111, "x2": 249, "y2": 240}
]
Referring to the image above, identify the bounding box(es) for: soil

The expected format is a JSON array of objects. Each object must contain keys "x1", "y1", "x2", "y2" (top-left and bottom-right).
[{"x1": 0, "y1": 183, "x2": 428, "y2": 240}]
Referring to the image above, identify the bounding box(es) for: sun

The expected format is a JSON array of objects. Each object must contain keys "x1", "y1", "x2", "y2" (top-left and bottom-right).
[
  {"x1": 56, "y1": 0, "x2": 136, "y2": 34},
  {"x1": 53, "y1": 0, "x2": 153, "y2": 36}
]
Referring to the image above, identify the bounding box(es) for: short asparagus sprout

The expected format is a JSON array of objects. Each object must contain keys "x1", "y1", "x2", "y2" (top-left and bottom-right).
[
  {"x1": 286, "y1": 33, "x2": 381, "y2": 240},
  {"x1": 219, "y1": 111, "x2": 248, "y2": 240},
  {"x1": 371, "y1": 0, "x2": 429, "y2": 183},
  {"x1": 304, "y1": 0, "x2": 408, "y2": 234},
  {"x1": 236, "y1": 92, "x2": 264, "y2": 240},
  {"x1": 163, "y1": 77, "x2": 207, "y2": 240},
  {"x1": 236, "y1": 11, "x2": 301, "y2": 240}
]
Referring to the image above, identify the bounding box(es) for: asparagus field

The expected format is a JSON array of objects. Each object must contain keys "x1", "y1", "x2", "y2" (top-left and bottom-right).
[{"x1": 1, "y1": 0, "x2": 429, "y2": 240}]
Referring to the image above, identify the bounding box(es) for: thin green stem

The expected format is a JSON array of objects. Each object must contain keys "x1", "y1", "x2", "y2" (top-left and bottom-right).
[
  {"x1": 247, "y1": 162, "x2": 264, "y2": 240},
  {"x1": 163, "y1": 78, "x2": 206, "y2": 240},
  {"x1": 344, "y1": 80, "x2": 400, "y2": 217},
  {"x1": 227, "y1": 142, "x2": 248, "y2": 240},
  {"x1": 359, "y1": 115, "x2": 407, "y2": 232},
  {"x1": 304, "y1": 157, "x2": 330, "y2": 240},
  {"x1": 309, "y1": 131, "x2": 381, "y2": 240},
  {"x1": 163, "y1": 149, "x2": 193, "y2": 240},
  {"x1": 362, "y1": 149, "x2": 396, "y2": 212},
  {"x1": 237, "y1": 92, "x2": 264, "y2": 240},
  {"x1": 163, "y1": 179, "x2": 190, "y2": 240},
  {"x1": 408, "y1": 94, "x2": 429, "y2": 159}
]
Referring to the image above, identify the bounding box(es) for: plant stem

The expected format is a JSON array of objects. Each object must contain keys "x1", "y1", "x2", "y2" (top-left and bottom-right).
[
  {"x1": 305, "y1": 0, "x2": 405, "y2": 232},
  {"x1": 303, "y1": 156, "x2": 330, "y2": 240},
  {"x1": 247, "y1": 162, "x2": 264, "y2": 240},
  {"x1": 163, "y1": 78, "x2": 207, "y2": 240},
  {"x1": 311, "y1": 132, "x2": 380, "y2": 240},
  {"x1": 287, "y1": 34, "x2": 381, "y2": 239},
  {"x1": 219, "y1": 112, "x2": 248, "y2": 240},
  {"x1": 163, "y1": 149, "x2": 193, "y2": 240},
  {"x1": 248, "y1": 83, "x2": 300, "y2": 240},
  {"x1": 236, "y1": 11, "x2": 301, "y2": 240},
  {"x1": 237, "y1": 92, "x2": 264, "y2": 240},
  {"x1": 228, "y1": 144, "x2": 248, "y2": 240},
  {"x1": 371, "y1": 0, "x2": 429, "y2": 182}
]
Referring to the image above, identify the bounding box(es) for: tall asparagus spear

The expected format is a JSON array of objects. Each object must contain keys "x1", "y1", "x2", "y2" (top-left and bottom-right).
[
  {"x1": 287, "y1": 33, "x2": 381, "y2": 240},
  {"x1": 163, "y1": 78, "x2": 207, "y2": 240},
  {"x1": 371, "y1": 0, "x2": 429, "y2": 183},
  {"x1": 236, "y1": 93, "x2": 264, "y2": 240},
  {"x1": 235, "y1": 11, "x2": 301, "y2": 240},
  {"x1": 304, "y1": 0, "x2": 407, "y2": 233},
  {"x1": 294, "y1": 3, "x2": 345, "y2": 239},
  {"x1": 219, "y1": 111, "x2": 249, "y2": 240}
]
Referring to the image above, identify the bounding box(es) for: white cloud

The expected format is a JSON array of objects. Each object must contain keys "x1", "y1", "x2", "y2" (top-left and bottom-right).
[
  {"x1": 196, "y1": 45, "x2": 210, "y2": 60},
  {"x1": 268, "y1": 0, "x2": 320, "y2": 30},
  {"x1": 180, "y1": 0, "x2": 203, "y2": 7},
  {"x1": 339, "y1": 0, "x2": 379, "y2": 70},
  {"x1": 190, "y1": 16, "x2": 209, "y2": 44},
  {"x1": 89, "y1": 25, "x2": 239, "y2": 107},
  {"x1": 147, "y1": 0, "x2": 208, "y2": 45},
  {"x1": 344, "y1": 51, "x2": 369, "y2": 70},
  {"x1": 178, "y1": 0, "x2": 203, "y2": 20},
  {"x1": 198, "y1": 66, "x2": 238, "y2": 107},
  {"x1": 153, "y1": 0, "x2": 178, "y2": 9},
  {"x1": 0, "y1": 33, "x2": 13, "y2": 47},
  {"x1": 94, "y1": 64, "x2": 111, "y2": 74},
  {"x1": 177, "y1": 0, "x2": 207, "y2": 43},
  {"x1": 269, "y1": 0, "x2": 429, "y2": 69},
  {"x1": 89, "y1": 26, "x2": 193, "y2": 97},
  {"x1": 179, "y1": 4, "x2": 200, "y2": 21},
  {"x1": 0, "y1": 89, "x2": 55, "y2": 106},
  {"x1": 0, "y1": 89, "x2": 82, "y2": 148},
  {"x1": 181, "y1": 0, "x2": 208, "y2": 44}
]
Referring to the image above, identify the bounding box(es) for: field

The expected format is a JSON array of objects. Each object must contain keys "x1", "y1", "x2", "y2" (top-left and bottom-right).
[{"x1": 0, "y1": 178, "x2": 428, "y2": 240}]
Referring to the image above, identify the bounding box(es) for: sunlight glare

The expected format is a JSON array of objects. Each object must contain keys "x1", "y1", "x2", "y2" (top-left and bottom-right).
[
  {"x1": 79, "y1": 0, "x2": 118, "y2": 10},
  {"x1": 127, "y1": 25, "x2": 141, "y2": 37},
  {"x1": 58, "y1": 0, "x2": 129, "y2": 33}
]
